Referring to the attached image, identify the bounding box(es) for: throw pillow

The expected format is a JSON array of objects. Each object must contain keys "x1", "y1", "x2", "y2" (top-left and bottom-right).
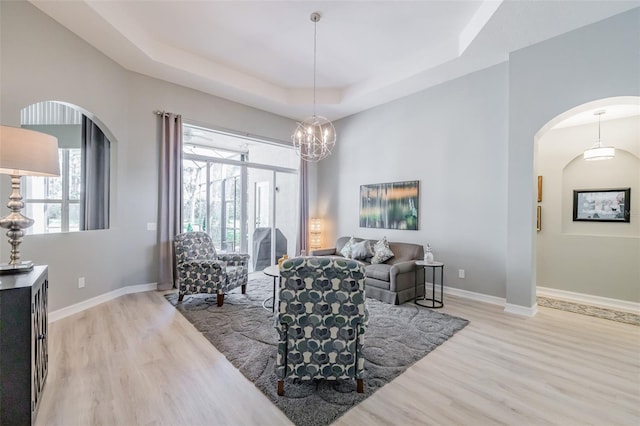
[
  {"x1": 351, "y1": 240, "x2": 374, "y2": 260},
  {"x1": 371, "y1": 236, "x2": 394, "y2": 264},
  {"x1": 340, "y1": 237, "x2": 356, "y2": 258}
]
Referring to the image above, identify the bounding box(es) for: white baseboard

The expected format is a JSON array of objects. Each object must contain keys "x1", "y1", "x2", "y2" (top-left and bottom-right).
[
  {"x1": 49, "y1": 283, "x2": 158, "y2": 323},
  {"x1": 504, "y1": 303, "x2": 538, "y2": 317},
  {"x1": 429, "y1": 282, "x2": 636, "y2": 317},
  {"x1": 537, "y1": 286, "x2": 640, "y2": 314},
  {"x1": 426, "y1": 283, "x2": 536, "y2": 317},
  {"x1": 425, "y1": 283, "x2": 506, "y2": 307}
]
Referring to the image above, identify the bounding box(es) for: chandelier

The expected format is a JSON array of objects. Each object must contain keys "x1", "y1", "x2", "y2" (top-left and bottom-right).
[
  {"x1": 583, "y1": 110, "x2": 615, "y2": 161},
  {"x1": 292, "y1": 12, "x2": 336, "y2": 162}
]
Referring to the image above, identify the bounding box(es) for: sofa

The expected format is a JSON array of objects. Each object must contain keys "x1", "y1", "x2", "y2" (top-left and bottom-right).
[{"x1": 310, "y1": 236, "x2": 425, "y2": 305}]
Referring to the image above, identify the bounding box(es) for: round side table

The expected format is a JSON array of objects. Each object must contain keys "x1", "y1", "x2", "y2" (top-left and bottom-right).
[
  {"x1": 263, "y1": 265, "x2": 280, "y2": 312},
  {"x1": 414, "y1": 260, "x2": 444, "y2": 308}
]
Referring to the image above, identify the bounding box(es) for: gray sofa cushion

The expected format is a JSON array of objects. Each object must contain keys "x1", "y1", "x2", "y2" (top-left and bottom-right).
[{"x1": 366, "y1": 263, "x2": 391, "y2": 281}]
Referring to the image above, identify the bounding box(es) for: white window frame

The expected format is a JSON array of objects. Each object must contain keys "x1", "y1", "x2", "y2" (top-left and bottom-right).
[{"x1": 24, "y1": 148, "x2": 80, "y2": 233}]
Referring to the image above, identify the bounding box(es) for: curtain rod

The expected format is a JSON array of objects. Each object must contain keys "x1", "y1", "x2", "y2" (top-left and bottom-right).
[{"x1": 153, "y1": 110, "x2": 291, "y2": 147}]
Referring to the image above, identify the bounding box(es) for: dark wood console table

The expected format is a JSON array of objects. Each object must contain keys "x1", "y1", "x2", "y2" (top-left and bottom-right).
[{"x1": 0, "y1": 265, "x2": 49, "y2": 425}]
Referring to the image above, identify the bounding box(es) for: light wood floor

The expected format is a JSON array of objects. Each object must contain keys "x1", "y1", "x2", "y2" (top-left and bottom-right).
[{"x1": 36, "y1": 289, "x2": 640, "y2": 426}]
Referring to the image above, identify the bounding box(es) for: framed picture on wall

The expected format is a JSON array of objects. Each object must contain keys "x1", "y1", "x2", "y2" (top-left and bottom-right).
[
  {"x1": 573, "y1": 188, "x2": 631, "y2": 222},
  {"x1": 360, "y1": 180, "x2": 419, "y2": 230}
]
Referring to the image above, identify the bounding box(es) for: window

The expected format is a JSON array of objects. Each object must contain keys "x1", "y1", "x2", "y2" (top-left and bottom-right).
[
  {"x1": 25, "y1": 148, "x2": 81, "y2": 233},
  {"x1": 21, "y1": 101, "x2": 111, "y2": 234}
]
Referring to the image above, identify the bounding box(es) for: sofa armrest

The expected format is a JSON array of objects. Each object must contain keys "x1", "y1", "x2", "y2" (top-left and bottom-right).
[
  {"x1": 390, "y1": 260, "x2": 416, "y2": 275},
  {"x1": 309, "y1": 247, "x2": 338, "y2": 256},
  {"x1": 389, "y1": 260, "x2": 417, "y2": 292}
]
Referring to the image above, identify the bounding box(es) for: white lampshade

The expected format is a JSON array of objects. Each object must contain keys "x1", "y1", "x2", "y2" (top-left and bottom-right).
[
  {"x1": 583, "y1": 110, "x2": 615, "y2": 162},
  {"x1": 0, "y1": 125, "x2": 59, "y2": 176},
  {"x1": 583, "y1": 145, "x2": 615, "y2": 161},
  {"x1": 309, "y1": 218, "x2": 322, "y2": 249},
  {"x1": 310, "y1": 218, "x2": 321, "y2": 233}
]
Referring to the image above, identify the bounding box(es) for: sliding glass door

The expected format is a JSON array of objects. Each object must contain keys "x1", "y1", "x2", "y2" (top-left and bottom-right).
[
  {"x1": 246, "y1": 168, "x2": 298, "y2": 272},
  {"x1": 182, "y1": 124, "x2": 299, "y2": 272}
]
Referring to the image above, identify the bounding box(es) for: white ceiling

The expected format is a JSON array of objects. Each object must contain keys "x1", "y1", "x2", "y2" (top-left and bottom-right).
[{"x1": 29, "y1": 0, "x2": 640, "y2": 121}]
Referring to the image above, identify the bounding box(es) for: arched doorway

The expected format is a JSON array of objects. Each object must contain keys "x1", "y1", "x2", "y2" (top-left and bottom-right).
[{"x1": 533, "y1": 96, "x2": 639, "y2": 308}]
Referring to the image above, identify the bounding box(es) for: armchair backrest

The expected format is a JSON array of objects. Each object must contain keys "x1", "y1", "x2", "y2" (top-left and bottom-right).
[
  {"x1": 277, "y1": 256, "x2": 367, "y2": 381},
  {"x1": 278, "y1": 256, "x2": 366, "y2": 328},
  {"x1": 174, "y1": 231, "x2": 217, "y2": 263}
]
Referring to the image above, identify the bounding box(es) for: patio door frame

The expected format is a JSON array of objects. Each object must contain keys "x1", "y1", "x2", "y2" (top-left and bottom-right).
[{"x1": 182, "y1": 152, "x2": 298, "y2": 262}]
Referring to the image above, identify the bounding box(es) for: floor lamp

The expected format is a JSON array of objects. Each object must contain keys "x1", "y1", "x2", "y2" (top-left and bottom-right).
[{"x1": 0, "y1": 126, "x2": 59, "y2": 274}]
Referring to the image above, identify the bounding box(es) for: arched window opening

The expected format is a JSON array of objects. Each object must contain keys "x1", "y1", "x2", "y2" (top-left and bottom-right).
[{"x1": 21, "y1": 101, "x2": 111, "y2": 233}]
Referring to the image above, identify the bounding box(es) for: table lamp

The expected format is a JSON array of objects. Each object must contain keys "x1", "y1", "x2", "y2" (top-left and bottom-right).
[{"x1": 0, "y1": 125, "x2": 59, "y2": 274}]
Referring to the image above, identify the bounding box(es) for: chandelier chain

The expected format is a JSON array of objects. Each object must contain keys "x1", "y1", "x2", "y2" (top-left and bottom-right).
[
  {"x1": 313, "y1": 18, "x2": 317, "y2": 118},
  {"x1": 583, "y1": 110, "x2": 614, "y2": 161}
]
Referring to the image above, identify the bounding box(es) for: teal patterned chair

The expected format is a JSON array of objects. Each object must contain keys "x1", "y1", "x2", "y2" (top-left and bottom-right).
[
  {"x1": 174, "y1": 231, "x2": 249, "y2": 306},
  {"x1": 275, "y1": 257, "x2": 368, "y2": 396}
]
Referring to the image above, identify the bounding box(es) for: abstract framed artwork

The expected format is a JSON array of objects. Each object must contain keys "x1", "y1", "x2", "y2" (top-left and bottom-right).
[
  {"x1": 573, "y1": 188, "x2": 631, "y2": 222},
  {"x1": 360, "y1": 180, "x2": 419, "y2": 230}
]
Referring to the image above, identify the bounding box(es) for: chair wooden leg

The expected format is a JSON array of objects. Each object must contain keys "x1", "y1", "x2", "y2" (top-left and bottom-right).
[
  {"x1": 356, "y1": 379, "x2": 364, "y2": 393},
  {"x1": 241, "y1": 284, "x2": 246, "y2": 294},
  {"x1": 277, "y1": 380, "x2": 284, "y2": 396},
  {"x1": 217, "y1": 293, "x2": 224, "y2": 307},
  {"x1": 178, "y1": 293, "x2": 184, "y2": 302}
]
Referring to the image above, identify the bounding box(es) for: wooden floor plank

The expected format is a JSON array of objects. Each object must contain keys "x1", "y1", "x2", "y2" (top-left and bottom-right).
[{"x1": 35, "y1": 290, "x2": 640, "y2": 426}]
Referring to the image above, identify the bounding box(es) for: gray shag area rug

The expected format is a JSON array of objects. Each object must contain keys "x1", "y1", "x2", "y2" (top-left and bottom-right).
[
  {"x1": 538, "y1": 296, "x2": 640, "y2": 326},
  {"x1": 165, "y1": 275, "x2": 469, "y2": 426}
]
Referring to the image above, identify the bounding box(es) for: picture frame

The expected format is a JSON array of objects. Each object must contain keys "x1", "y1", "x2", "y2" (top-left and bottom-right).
[
  {"x1": 537, "y1": 205, "x2": 541, "y2": 232},
  {"x1": 573, "y1": 188, "x2": 631, "y2": 223},
  {"x1": 360, "y1": 180, "x2": 419, "y2": 230}
]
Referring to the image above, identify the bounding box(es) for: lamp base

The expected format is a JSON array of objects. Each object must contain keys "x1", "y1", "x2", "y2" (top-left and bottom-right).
[
  {"x1": 0, "y1": 260, "x2": 34, "y2": 274},
  {"x1": 0, "y1": 174, "x2": 36, "y2": 275}
]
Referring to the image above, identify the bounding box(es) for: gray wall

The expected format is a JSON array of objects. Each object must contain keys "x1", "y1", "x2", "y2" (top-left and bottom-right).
[
  {"x1": 320, "y1": 63, "x2": 509, "y2": 298},
  {"x1": 507, "y1": 8, "x2": 640, "y2": 308},
  {"x1": 537, "y1": 116, "x2": 640, "y2": 301},
  {"x1": 318, "y1": 8, "x2": 640, "y2": 307},
  {"x1": 0, "y1": 1, "x2": 297, "y2": 311}
]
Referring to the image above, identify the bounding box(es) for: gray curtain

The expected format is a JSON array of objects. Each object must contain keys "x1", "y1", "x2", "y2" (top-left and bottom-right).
[
  {"x1": 81, "y1": 116, "x2": 110, "y2": 230},
  {"x1": 296, "y1": 158, "x2": 309, "y2": 256},
  {"x1": 158, "y1": 112, "x2": 183, "y2": 290}
]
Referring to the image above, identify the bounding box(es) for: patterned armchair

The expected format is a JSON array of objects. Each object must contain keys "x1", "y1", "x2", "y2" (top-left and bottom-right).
[
  {"x1": 275, "y1": 256, "x2": 368, "y2": 396},
  {"x1": 174, "y1": 231, "x2": 250, "y2": 306}
]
